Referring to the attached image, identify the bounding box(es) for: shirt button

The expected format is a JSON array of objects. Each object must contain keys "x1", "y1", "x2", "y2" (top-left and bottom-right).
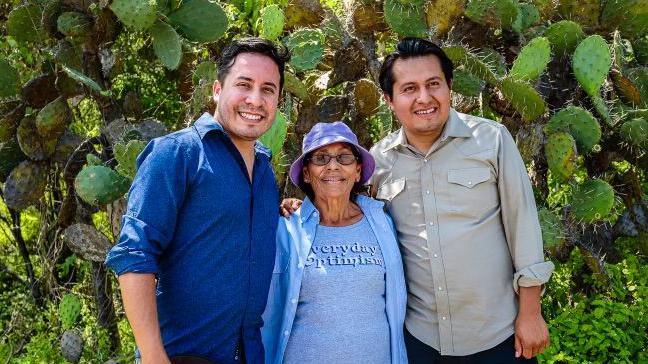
[
  {"x1": 423, "y1": 159, "x2": 428, "y2": 163},
  {"x1": 425, "y1": 190, "x2": 430, "y2": 195},
  {"x1": 284, "y1": 330, "x2": 289, "y2": 336},
  {"x1": 291, "y1": 298, "x2": 297, "y2": 304},
  {"x1": 298, "y1": 261, "x2": 304, "y2": 268},
  {"x1": 433, "y1": 254, "x2": 438, "y2": 258},
  {"x1": 468, "y1": 181, "x2": 472, "y2": 185},
  {"x1": 438, "y1": 287, "x2": 443, "y2": 291},
  {"x1": 442, "y1": 316, "x2": 447, "y2": 320},
  {"x1": 429, "y1": 222, "x2": 434, "y2": 226}
]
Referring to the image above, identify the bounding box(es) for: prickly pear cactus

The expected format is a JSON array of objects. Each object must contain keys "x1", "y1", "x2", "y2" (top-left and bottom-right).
[
  {"x1": 110, "y1": 0, "x2": 158, "y2": 31},
  {"x1": 543, "y1": 20, "x2": 585, "y2": 57},
  {"x1": 2, "y1": 160, "x2": 48, "y2": 211},
  {"x1": 59, "y1": 294, "x2": 82, "y2": 329},
  {"x1": 619, "y1": 117, "x2": 648, "y2": 150},
  {"x1": 7, "y1": 4, "x2": 44, "y2": 43},
  {"x1": 150, "y1": 21, "x2": 182, "y2": 70},
  {"x1": 284, "y1": 71, "x2": 309, "y2": 100},
  {"x1": 509, "y1": 37, "x2": 551, "y2": 82},
  {"x1": 544, "y1": 106, "x2": 601, "y2": 153},
  {"x1": 257, "y1": 4, "x2": 285, "y2": 41},
  {"x1": 17, "y1": 115, "x2": 58, "y2": 161},
  {"x1": 168, "y1": 0, "x2": 229, "y2": 43},
  {"x1": 36, "y1": 97, "x2": 71, "y2": 138},
  {"x1": 354, "y1": 79, "x2": 382, "y2": 117},
  {"x1": 259, "y1": 112, "x2": 289, "y2": 158},
  {"x1": 60, "y1": 329, "x2": 83, "y2": 363},
  {"x1": 383, "y1": 0, "x2": 428, "y2": 37},
  {"x1": 0, "y1": 139, "x2": 27, "y2": 183},
  {"x1": 500, "y1": 77, "x2": 547, "y2": 122},
  {"x1": 570, "y1": 179, "x2": 615, "y2": 222},
  {"x1": 464, "y1": 0, "x2": 519, "y2": 29},
  {"x1": 452, "y1": 69, "x2": 483, "y2": 96},
  {"x1": 62, "y1": 223, "x2": 114, "y2": 262},
  {"x1": 572, "y1": 35, "x2": 612, "y2": 97},
  {"x1": 114, "y1": 139, "x2": 147, "y2": 179},
  {"x1": 443, "y1": 46, "x2": 499, "y2": 85},
  {"x1": 74, "y1": 165, "x2": 131, "y2": 205},
  {"x1": 57, "y1": 12, "x2": 92, "y2": 40},
  {"x1": 601, "y1": 0, "x2": 648, "y2": 39},
  {"x1": 512, "y1": 2, "x2": 540, "y2": 32},
  {"x1": 544, "y1": 131, "x2": 577, "y2": 182},
  {"x1": 284, "y1": 28, "x2": 325, "y2": 72},
  {"x1": 425, "y1": 0, "x2": 464, "y2": 36}
]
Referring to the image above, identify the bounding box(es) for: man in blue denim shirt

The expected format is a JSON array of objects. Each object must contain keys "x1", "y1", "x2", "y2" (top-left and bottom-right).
[{"x1": 105, "y1": 38, "x2": 289, "y2": 364}]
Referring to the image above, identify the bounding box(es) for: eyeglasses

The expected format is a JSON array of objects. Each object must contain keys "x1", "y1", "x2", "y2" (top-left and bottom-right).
[{"x1": 307, "y1": 153, "x2": 358, "y2": 166}]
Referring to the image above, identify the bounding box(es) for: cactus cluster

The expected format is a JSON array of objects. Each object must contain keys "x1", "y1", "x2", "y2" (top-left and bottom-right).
[
  {"x1": 74, "y1": 165, "x2": 130, "y2": 206},
  {"x1": 545, "y1": 106, "x2": 601, "y2": 153}
]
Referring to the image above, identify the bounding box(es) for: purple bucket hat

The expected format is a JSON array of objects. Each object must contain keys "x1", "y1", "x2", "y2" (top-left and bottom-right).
[{"x1": 289, "y1": 121, "x2": 376, "y2": 187}]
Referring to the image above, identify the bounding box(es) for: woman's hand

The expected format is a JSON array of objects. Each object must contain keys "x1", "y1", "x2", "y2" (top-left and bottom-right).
[{"x1": 280, "y1": 198, "x2": 302, "y2": 217}]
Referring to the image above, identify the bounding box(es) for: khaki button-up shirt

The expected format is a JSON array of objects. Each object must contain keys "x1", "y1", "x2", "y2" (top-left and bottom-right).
[{"x1": 369, "y1": 109, "x2": 554, "y2": 356}]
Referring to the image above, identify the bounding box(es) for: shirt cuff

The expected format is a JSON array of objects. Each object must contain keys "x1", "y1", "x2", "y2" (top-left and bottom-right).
[{"x1": 513, "y1": 261, "x2": 555, "y2": 294}]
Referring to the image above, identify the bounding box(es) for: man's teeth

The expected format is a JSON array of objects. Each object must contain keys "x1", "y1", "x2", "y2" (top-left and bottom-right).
[
  {"x1": 415, "y1": 107, "x2": 437, "y2": 115},
  {"x1": 240, "y1": 112, "x2": 262, "y2": 120}
]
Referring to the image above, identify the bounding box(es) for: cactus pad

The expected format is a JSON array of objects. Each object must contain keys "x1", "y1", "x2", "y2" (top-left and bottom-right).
[
  {"x1": 21, "y1": 74, "x2": 59, "y2": 108},
  {"x1": 512, "y1": 3, "x2": 540, "y2": 32},
  {"x1": 110, "y1": 0, "x2": 157, "y2": 31},
  {"x1": 60, "y1": 329, "x2": 83, "y2": 363},
  {"x1": 570, "y1": 179, "x2": 615, "y2": 222},
  {"x1": 572, "y1": 35, "x2": 612, "y2": 97},
  {"x1": 354, "y1": 79, "x2": 382, "y2": 117},
  {"x1": 452, "y1": 69, "x2": 483, "y2": 97},
  {"x1": 543, "y1": 20, "x2": 585, "y2": 57},
  {"x1": 537, "y1": 207, "x2": 566, "y2": 254},
  {"x1": 284, "y1": 71, "x2": 309, "y2": 100},
  {"x1": 285, "y1": 28, "x2": 325, "y2": 72},
  {"x1": 17, "y1": 115, "x2": 58, "y2": 161},
  {"x1": 36, "y1": 97, "x2": 71, "y2": 138},
  {"x1": 443, "y1": 46, "x2": 499, "y2": 85},
  {"x1": 383, "y1": 0, "x2": 428, "y2": 37},
  {"x1": 557, "y1": 0, "x2": 600, "y2": 28},
  {"x1": 7, "y1": 5, "x2": 44, "y2": 43},
  {"x1": 259, "y1": 112, "x2": 288, "y2": 158},
  {"x1": 57, "y1": 12, "x2": 92, "y2": 40},
  {"x1": 633, "y1": 37, "x2": 648, "y2": 65},
  {"x1": 619, "y1": 118, "x2": 648, "y2": 150},
  {"x1": 625, "y1": 67, "x2": 648, "y2": 106},
  {"x1": 114, "y1": 139, "x2": 146, "y2": 179},
  {"x1": 257, "y1": 5, "x2": 285, "y2": 41},
  {"x1": 509, "y1": 37, "x2": 551, "y2": 82},
  {"x1": 465, "y1": 0, "x2": 519, "y2": 29},
  {"x1": 75, "y1": 165, "x2": 130, "y2": 205},
  {"x1": 193, "y1": 61, "x2": 218, "y2": 85},
  {"x1": 62, "y1": 223, "x2": 114, "y2": 262},
  {"x1": 544, "y1": 131, "x2": 577, "y2": 182},
  {"x1": 150, "y1": 21, "x2": 182, "y2": 70},
  {"x1": 544, "y1": 106, "x2": 601, "y2": 153},
  {"x1": 601, "y1": 0, "x2": 648, "y2": 40},
  {"x1": 0, "y1": 60, "x2": 20, "y2": 98},
  {"x1": 104, "y1": 117, "x2": 167, "y2": 143},
  {"x1": 168, "y1": 0, "x2": 228, "y2": 43},
  {"x1": 500, "y1": 77, "x2": 546, "y2": 122},
  {"x1": 425, "y1": 0, "x2": 464, "y2": 36},
  {"x1": 2, "y1": 160, "x2": 47, "y2": 211},
  {"x1": 59, "y1": 294, "x2": 82, "y2": 329}
]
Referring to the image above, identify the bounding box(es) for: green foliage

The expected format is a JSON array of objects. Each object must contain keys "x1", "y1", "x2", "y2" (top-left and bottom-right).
[
  {"x1": 500, "y1": 77, "x2": 547, "y2": 121},
  {"x1": 544, "y1": 106, "x2": 601, "y2": 153},
  {"x1": 74, "y1": 165, "x2": 131, "y2": 205},
  {"x1": 150, "y1": 21, "x2": 183, "y2": 70},
  {"x1": 257, "y1": 4, "x2": 285, "y2": 41},
  {"x1": 383, "y1": 0, "x2": 428, "y2": 37},
  {"x1": 572, "y1": 35, "x2": 612, "y2": 97},
  {"x1": 544, "y1": 20, "x2": 585, "y2": 57},
  {"x1": 259, "y1": 112, "x2": 289, "y2": 158},
  {"x1": 512, "y1": 2, "x2": 540, "y2": 32},
  {"x1": 544, "y1": 132, "x2": 577, "y2": 182},
  {"x1": 57, "y1": 12, "x2": 92, "y2": 40},
  {"x1": 464, "y1": 0, "x2": 519, "y2": 29},
  {"x1": 285, "y1": 28, "x2": 325, "y2": 72},
  {"x1": 443, "y1": 46, "x2": 499, "y2": 85},
  {"x1": 619, "y1": 117, "x2": 648, "y2": 150},
  {"x1": 0, "y1": 59, "x2": 20, "y2": 98},
  {"x1": 451, "y1": 69, "x2": 483, "y2": 96},
  {"x1": 570, "y1": 179, "x2": 615, "y2": 222},
  {"x1": 110, "y1": 0, "x2": 158, "y2": 31},
  {"x1": 7, "y1": 5, "x2": 45, "y2": 43},
  {"x1": 114, "y1": 139, "x2": 147, "y2": 180},
  {"x1": 509, "y1": 37, "x2": 551, "y2": 82},
  {"x1": 537, "y1": 207, "x2": 565, "y2": 252},
  {"x1": 168, "y1": 0, "x2": 229, "y2": 43},
  {"x1": 601, "y1": 0, "x2": 648, "y2": 40},
  {"x1": 59, "y1": 294, "x2": 82, "y2": 329},
  {"x1": 36, "y1": 97, "x2": 71, "y2": 138}
]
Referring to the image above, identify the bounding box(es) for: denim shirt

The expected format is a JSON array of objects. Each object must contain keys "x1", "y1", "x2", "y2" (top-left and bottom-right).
[
  {"x1": 261, "y1": 195, "x2": 408, "y2": 364},
  {"x1": 105, "y1": 113, "x2": 279, "y2": 364}
]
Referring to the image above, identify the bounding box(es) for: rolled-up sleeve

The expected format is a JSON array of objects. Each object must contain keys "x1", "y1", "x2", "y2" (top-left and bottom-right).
[
  {"x1": 105, "y1": 137, "x2": 189, "y2": 275},
  {"x1": 497, "y1": 127, "x2": 554, "y2": 293}
]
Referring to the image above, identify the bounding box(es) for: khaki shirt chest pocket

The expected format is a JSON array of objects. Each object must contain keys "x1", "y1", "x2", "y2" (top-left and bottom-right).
[
  {"x1": 376, "y1": 178, "x2": 410, "y2": 221},
  {"x1": 446, "y1": 167, "x2": 498, "y2": 219}
]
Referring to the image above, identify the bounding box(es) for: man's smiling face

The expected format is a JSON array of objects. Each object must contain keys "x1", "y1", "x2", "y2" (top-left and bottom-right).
[
  {"x1": 385, "y1": 54, "x2": 452, "y2": 144},
  {"x1": 213, "y1": 52, "x2": 280, "y2": 144}
]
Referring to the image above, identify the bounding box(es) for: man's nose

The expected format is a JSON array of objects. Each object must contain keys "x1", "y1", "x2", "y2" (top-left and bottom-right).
[
  {"x1": 416, "y1": 88, "x2": 433, "y2": 104},
  {"x1": 245, "y1": 88, "x2": 264, "y2": 107}
]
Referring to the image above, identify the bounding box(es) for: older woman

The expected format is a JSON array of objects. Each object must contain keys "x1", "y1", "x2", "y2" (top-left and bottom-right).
[{"x1": 261, "y1": 122, "x2": 407, "y2": 364}]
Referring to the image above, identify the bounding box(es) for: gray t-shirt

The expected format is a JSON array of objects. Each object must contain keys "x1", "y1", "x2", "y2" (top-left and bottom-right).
[{"x1": 283, "y1": 216, "x2": 391, "y2": 364}]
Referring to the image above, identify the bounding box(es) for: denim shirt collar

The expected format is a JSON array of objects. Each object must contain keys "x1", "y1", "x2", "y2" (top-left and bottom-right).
[{"x1": 194, "y1": 112, "x2": 272, "y2": 158}]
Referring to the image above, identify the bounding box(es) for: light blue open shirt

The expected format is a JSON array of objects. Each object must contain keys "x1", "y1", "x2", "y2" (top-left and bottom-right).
[{"x1": 261, "y1": 195, "x2": 408, "y2": 364}]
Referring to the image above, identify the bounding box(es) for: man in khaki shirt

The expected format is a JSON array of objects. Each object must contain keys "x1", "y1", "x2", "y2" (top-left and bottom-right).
[{"x1": 370, "y1": 38, "x2": 554, "y2": 363}]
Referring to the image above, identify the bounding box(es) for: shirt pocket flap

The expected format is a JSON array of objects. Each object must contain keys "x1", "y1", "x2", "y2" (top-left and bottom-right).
[
  {"x1": 376, "y1": 178, "x2": 406, "y2": 201},
  {"x1": 447, "y1": 168, "x2": 491, "y2": 189}
]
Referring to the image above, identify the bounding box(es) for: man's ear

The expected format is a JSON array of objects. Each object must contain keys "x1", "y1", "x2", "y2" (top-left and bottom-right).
[
  {"x1": 212, "y1": 80, "x2": 222, "y2": 104},
  {"x1": 383, "y1": 93, "x2": 393, "y2": 110}
]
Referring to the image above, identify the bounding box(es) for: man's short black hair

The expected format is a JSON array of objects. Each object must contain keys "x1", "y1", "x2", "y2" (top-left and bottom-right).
[
  {"x1": 217, "y1": 37, "x2": 291, "y2": 92},
  {"x1": 378, "y1": 37, "x2": 454, "y2": 98}
]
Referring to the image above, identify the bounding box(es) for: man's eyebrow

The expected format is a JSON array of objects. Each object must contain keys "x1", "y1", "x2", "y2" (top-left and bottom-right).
[
  {"x1": 236, "y1": 76, "x2": 277, "y2": 89},
  {"x1": 399, "y1": 76, "x2": 442, "y2": 88}
]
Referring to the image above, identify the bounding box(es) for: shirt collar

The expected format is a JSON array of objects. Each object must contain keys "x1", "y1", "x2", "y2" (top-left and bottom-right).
[
  {"x1": 383, "y1": 108, "x2": 472, "y2": 152},
  {"x1": 300, "y1": 197, "x2": 319, "y2": 224},
  {"x1": 194, "y1": 112, "x2": 272, "y2": 158}
]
